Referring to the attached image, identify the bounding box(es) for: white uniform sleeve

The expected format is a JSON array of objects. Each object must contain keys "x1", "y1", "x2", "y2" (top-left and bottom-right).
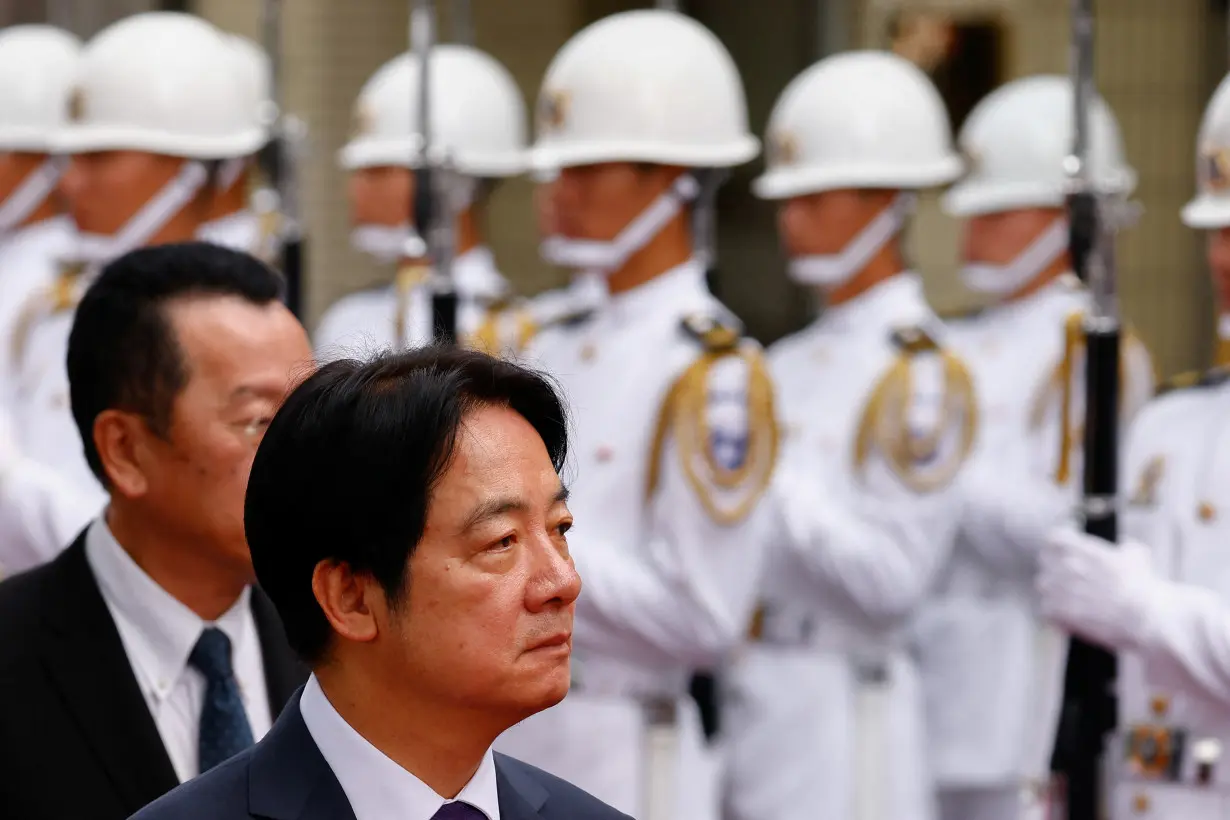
[
  {"x1": 959, "y1": 438, "x2": 1073, "y2": 577},
  {"x1": 769, "y1": 345, "x2": 967, "y2": 624},
  {"x1": 961, "y1": 333, "x2": 1156, "y2": 574},
  {"x1": 570, "y1": 438, "x2": 772, "y2": 668},
  {"x1": 0, "y1": 410, "x2": 102, "y2": 574},
  {"x1": 570, "y1": 347, "x2": 774, "y2": 669},
  {"x1": 775, "y1": 464, "x2": 959, "y2": 623},
  {"x1": 1137, "y1": 580, "x2": 1230, "y2": 707}
]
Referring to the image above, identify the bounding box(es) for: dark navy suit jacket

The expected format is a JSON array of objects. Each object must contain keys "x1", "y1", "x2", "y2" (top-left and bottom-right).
[{"x1": 129, "y1": 688, "x2": 633, "y2": 820}]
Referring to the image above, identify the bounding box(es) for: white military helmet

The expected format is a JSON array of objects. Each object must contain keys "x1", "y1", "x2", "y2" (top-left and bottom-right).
[
  {"x1": 1183, "y1": 72, "x2": 1230, "y2": 229},
  {"x1": 339, "y1": 45, "x2": 526, "y2": 178},
  {"x1": 753, "y1": 51, "x2": 961, "y2": 201},
  {"x1": 531, "y1": 9, "x2": 759, "y2": 171},
  {"x1": 0, "y1": 25, "x2": 81, "y2": 152},
  {"x1": 54, "y1": 12, "x2": 264, "y2": 159},
  {"x1": 227, "y1": 34, "x2": 273, "y2": 140},
  {"x1": 943, "y1": 75, "x2": 1136, "y2": 217}
]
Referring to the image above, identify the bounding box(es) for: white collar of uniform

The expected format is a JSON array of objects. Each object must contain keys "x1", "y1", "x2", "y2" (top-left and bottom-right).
[
  {"x1": 450, "y1": 245, "x2": 508, "y2": 302},
  {"x1": 197, "y1": 208, "x2": 256, "y2": 239},
  {"x1": 84, "y1": 516, "x2": 254, "y2": 704},
  {"x1": 816, "y1": 270, "x2": 928, "y2": 334},
  {"x1": 0, "y1": 213, "x2": 74, "y2": 250},
  {"x1": 599, "y1": 257, "x2": 708, "y2": 323},
  {"x1": 979, "y1": 271, "x2": 1085, "y2": 325},
  {"x1": 299, "y1": 675, "x2": 501, "y2": 820}
]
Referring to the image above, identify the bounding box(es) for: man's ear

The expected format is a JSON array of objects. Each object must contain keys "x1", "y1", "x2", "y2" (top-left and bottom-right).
[
  {"x1": 312, "y1": 560, "x2": 380, "y2": 646},
  {"x1": 93, "y1": 409, "x2": 152, "y2": 498}
]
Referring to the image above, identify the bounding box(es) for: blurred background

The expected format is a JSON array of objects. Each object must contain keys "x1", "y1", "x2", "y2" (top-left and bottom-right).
[{"x1": 6, "y1": 0, "x2": 1227, "y2": 378}]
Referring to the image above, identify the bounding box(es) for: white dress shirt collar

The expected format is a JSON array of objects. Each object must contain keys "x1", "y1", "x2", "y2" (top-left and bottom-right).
[
  {"x1": 84, "y1": 516, "x2": 253, "y2": 704},
  {"x1": 815, "y1": 270, "x2": 928, "y2": 335},
  {"x1": 300, "y1": 675, "x2": 502, "y2": 820},
  {"x1": 597, "y1": 257, "x2": 708, "y2": 325},
  {"x1": 980, "y1": 271, "x2": 1085, "y2": 325}
]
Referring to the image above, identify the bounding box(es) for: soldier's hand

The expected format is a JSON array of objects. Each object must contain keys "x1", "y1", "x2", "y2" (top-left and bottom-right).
[{"x1": 1037, "y1": 527, "x2": 1160, "y2": 652}]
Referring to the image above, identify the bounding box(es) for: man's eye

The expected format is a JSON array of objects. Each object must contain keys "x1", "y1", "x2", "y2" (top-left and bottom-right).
[
  {"x1": 240, "y1": 417, "x2": 272, "y2": 437},
  {"x1": 489, "y1": 534, "x2": 515, "y2": 552},
  {"x1": 556, "y1": 522, "x2": 573, "y2": 537}
]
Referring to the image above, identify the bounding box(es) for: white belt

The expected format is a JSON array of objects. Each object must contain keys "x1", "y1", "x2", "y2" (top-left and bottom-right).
[{"x1": 751, "y1": 603, "x2": 904, "y2": 655}]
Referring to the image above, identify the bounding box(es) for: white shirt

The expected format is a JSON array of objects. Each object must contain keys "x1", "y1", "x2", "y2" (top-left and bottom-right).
[
  {"x1": 84, "y1": 517, "x2": 273, "y2": 783},
  {"x1": 300, "y1": 675, "x2": 501, "y2": 820},
  {"x1": 313, "y1": 246, "x2": 510, "y2": 361},
  {"x1": 196, "y1": 209, "x2": 263, "y2": 257},
  {"x1": 0, "y1": 215, "x2": 74, "y2": 394}
]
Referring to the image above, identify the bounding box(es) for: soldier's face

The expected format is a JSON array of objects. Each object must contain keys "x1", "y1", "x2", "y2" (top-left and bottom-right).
[
  {"x1": 1207, "y1": 227, "x2": 1230, "y2": 313},
  {"x1": 545, "y1": 162, "x2": 683, "y2": 240},
  {"x1": 778, "y1": 188, "x2": 897, "y2": 256},
  {"x1": 130, "y1": 296, "x2": 312, "y2": 583},
  {"x1": 348, "y1": 166, "x2": 412, "y2": 227},
  {"x1": 60, "y1": 151, "x2": 191, "y2": 236},
  {"x1": 962, "y1": 207, "x2": 1064, "y2": 264}
]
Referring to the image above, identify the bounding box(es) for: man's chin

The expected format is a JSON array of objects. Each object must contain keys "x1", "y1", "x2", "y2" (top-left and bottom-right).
[{"x1": 508, "y1": 664, "x2": 572, "y2": 718}]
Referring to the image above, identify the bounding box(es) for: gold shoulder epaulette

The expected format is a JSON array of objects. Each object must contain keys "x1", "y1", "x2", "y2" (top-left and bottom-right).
[
  {"x1": 853, "y1": 327, "x2": 976, "y2": 493},
  {"x1": 935, "y1": 305, "x2": 984, "y2": 323},
  {"x1": 890, "y1": 323, "x2": 940, "y2": 354},
  {"x1": 1157, "y1": 370, "x2": 1203, "y2": 396},
  {"x1": 646, "y1": 314, "x2": 777, "y2": 525},
  {"x1": 680, "y1": 313, "x2": 742, "y2": 352},
  {"x1": 1158, "y1": 366, "x2": 1230, "y2": 395}
]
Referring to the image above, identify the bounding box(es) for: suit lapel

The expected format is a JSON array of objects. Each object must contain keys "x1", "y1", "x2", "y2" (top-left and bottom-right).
[
  {"x1": 39, "y1": 536, "x2": 180, "y2": 811},
  {"x1": 247, "y1": 690, "x2": 357, "y2": 820},
  {"x1": 495, "y1": 755, "x2": 549, "y2": 820},
  {"x1": 250, "y1": 587, "x2": 309, "y2": 715}
]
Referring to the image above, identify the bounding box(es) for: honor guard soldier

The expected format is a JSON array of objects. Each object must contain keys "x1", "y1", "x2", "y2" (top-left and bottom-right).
[
  {"x1": 923, "y1": 76, "x2": 1154, "y2": 820},
  {"x1": 3, "y1": 12, "x2": 264, "y2": 565},
  {"x1": 491, "y1": 10, "x2": 777, "y2": 820},
  {"x1": 195, "y1": 34, "x2": 271, "y2": 260},
  {"x1": 1038, "y1": 71, "x2": 1230, "y2": 819},
  {"x1": 720, "y1": 51, "x2": 975, "y2": 820},
  {"x1": 0, "y1": 25, "x2": 79, "y2": 390},
  {"x1": 314, "y1": 45, "x2": 525, "y2": 359}
]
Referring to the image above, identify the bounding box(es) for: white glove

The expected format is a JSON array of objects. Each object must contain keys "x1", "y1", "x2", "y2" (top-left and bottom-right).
[{"x1": 1037, "y1": 527, "x2": 1161, "y2": 652}]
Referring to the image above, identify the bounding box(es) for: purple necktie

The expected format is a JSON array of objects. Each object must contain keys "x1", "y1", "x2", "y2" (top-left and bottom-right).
[{"x1": 431, "y1": 802, "x2": 486, "y2": 820}]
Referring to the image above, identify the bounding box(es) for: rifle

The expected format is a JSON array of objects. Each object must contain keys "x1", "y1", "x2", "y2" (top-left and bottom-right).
[
  {"x1": 652, "y1": 0, "x2": 722, "y2": 299},
  {"x1": 258, "y1": 0, "x2": 307, "y2": 320},
  {"x1": 1051, "y1": 1, "x2": 1122, "y2": 816},
  {"x1": 404, "y1": 0, "x2": 458, "y2": 346}
]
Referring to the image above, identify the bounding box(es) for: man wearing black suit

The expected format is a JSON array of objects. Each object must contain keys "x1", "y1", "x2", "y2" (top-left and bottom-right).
[
  {"x1": 134, "y1": 347, "x2": 631, "y2": 820},
  {"x1": 0, "y1": 243, "x2": 313, "y2": 819}
]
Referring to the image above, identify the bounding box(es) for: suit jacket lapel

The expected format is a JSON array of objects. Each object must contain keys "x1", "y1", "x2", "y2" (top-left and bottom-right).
[
  {"x1": 250, "y1": 587, "x2": 309, "y2": 715},
  {"x1": 248, "y1": 689, "x2": 357, "y2": 820},
  {"x1": 495, "y1": 754, "x2": 549, "y2": 820},
  {"x1": 39, "y1": 535, "x2": 180, "y2": 811}
]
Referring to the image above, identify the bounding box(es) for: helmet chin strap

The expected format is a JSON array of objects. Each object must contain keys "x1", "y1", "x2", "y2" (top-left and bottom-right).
[
  {"x1": 540, "y1": 173, "x2": 701, "y2": 275},
  {"x1": 0, "y1": 157, "x2": 64, "y2": 234},
  {"x1": 73, "y1": 160, "x2": 210, "y2": 267},
  {"x1": 350, "y1": 224, "x2": 422, "y2": 265},
  {"x1": 349, "y1": 174, "x2": 478, "y2": 265},
  {"x1": 959, "y1": 217, "x2": 1069, "y2": 296},
  {"x1": 215, "y1": 157, "x2": 248, "y2": 192},
  {"x1": 787, "y1": 193, "x2": 915, "y2": 288}
]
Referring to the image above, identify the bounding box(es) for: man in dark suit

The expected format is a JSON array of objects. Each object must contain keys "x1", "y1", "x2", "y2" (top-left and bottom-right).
[
  {"x1": 0, "y1": 243, "x2": 313, "y2": 819},
  {"x1": 134, "y1": 347, "x2": 631, "y2": 820}
]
